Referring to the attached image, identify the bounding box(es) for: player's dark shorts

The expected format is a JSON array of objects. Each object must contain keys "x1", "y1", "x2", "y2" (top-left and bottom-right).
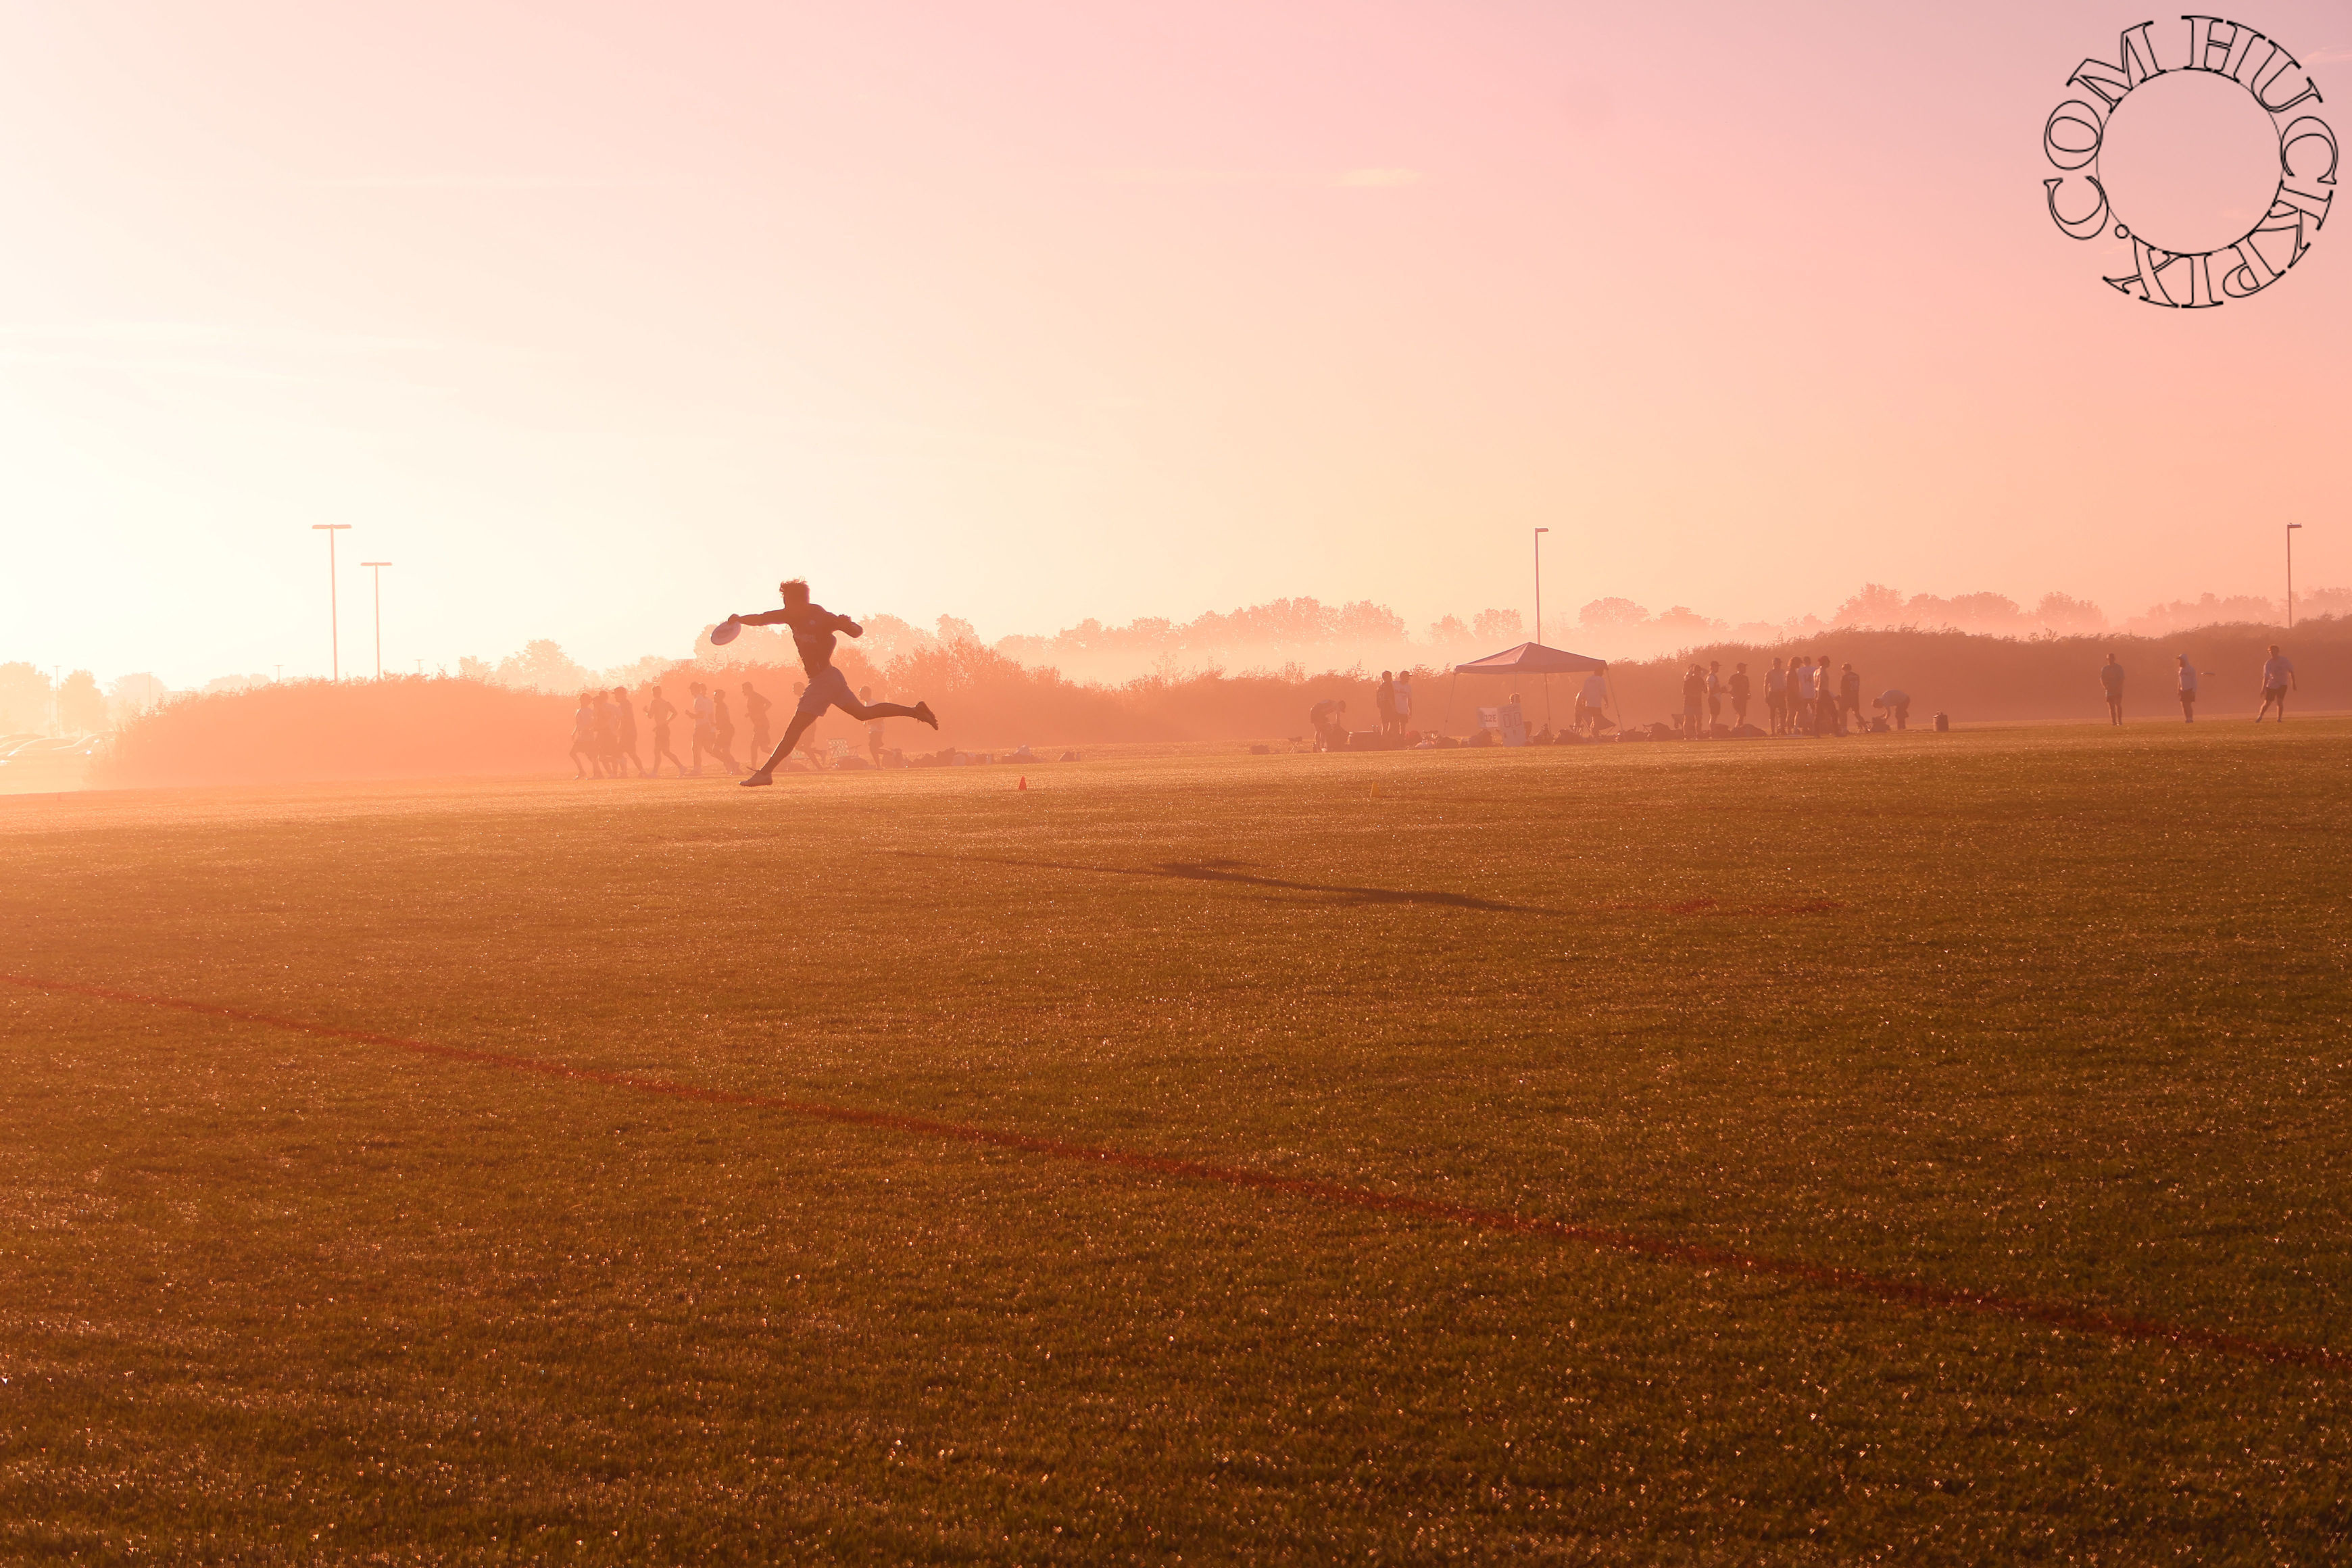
[{"x1": 2263, "y1": 685, "x2": 2288, "y2": 700}]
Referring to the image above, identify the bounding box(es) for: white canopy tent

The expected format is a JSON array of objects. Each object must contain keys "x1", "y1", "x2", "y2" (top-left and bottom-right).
[{"x1": 1443, "y1": 641, "x2": 1616, "y2": 737}]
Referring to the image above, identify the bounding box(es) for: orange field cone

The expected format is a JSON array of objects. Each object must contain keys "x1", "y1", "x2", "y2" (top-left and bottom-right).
[{"x1": 1018, "y1": 775, "x2": 1028, "y2": 791}]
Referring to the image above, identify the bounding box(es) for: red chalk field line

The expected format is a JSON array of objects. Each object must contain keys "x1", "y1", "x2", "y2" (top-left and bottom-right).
[{"x1": 7, "y1": 970, "x2": 2342, "y2": 1375}]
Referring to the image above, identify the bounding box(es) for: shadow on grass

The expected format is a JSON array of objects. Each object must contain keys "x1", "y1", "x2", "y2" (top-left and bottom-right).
[{"x1": 904, "y1": 852, "x2": 1551, "y2": 913}]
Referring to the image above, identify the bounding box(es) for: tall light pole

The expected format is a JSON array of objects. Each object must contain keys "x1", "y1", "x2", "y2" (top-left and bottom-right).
[
  {"x1": 1533, "y1": 527, "x2": 1550, "y2": 645},
  {"x1": 2286, "y1": 524, "x2": 2302, "y2": 631},
  {"x1": 361, "y1": 562, "x2": 392, "y2": 679},
  {"x1": 312, "y1": 524, "x2": 351, "y2": 679}
]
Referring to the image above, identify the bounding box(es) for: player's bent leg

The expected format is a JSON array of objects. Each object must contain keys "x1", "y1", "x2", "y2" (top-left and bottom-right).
[{"x1": 838, "y1": 699, "x2": 938, "y2": 730}]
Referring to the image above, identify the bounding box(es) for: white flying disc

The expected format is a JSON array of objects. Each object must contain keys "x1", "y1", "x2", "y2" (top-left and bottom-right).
[{"x1": 709, "y1": 619, "x2": 740, "y2": 645}]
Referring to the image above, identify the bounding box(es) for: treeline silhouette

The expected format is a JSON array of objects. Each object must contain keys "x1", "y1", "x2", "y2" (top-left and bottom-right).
[
  {"x1": 93, "y1": 618, "x2": 2347, "y2": 787},
  {"x1": 464, "y1": 585, "x2": 2352, "y2": 697}
]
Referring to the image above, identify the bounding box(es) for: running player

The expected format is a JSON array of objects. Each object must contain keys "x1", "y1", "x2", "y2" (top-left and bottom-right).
[
  {"x1": 724, "y1": 580, "x2": 937, "y2": 787},
  {"x1": 591, "y1": 691, "x2": 620, "y2": 775},
  {"x1": 689, "y1": 681, "x2": 717, "y2": 775},
  {"x1": 609, "y1": 685, "x2": 646, "y2": 776},
  {"x1": 568, "y1": 692, "x2": 602, "y2": 779},
  {"x1": 711, "y1": 689, "x2": 743, "y2": 775},
  {"x1": 742, "y1": 681, "x2": 773, "y2": 758},
  {"x1": 645, "y1": 685, "x2": 683, "y2": 775}
]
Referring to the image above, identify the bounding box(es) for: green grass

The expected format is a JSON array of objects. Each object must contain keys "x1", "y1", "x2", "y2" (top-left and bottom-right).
[{"x1": 3, "y1": 723, "x2": 2349, "y2": 1563}]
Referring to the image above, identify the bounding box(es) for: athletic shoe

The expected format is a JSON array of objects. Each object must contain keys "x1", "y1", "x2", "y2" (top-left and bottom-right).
[{"x1": 914, "y1": 702, "x2": 939, "y2": 730}]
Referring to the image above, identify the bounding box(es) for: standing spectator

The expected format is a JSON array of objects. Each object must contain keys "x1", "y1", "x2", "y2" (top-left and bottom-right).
[
  {"x1": 2176, "y1": 655, "x2": 2199, "y2": 722},
  {"x1": 645, "y1": 685, "x2": 683, "y2": 776},
  {"x1": 2099, "y1": 654, "x2": 2126, "y2": 726},
  {"x1": 741, "y1": 681, "x2": 773, "y2": 759},
  {"x1": 1790, "y1": 658, "x2": 1817, "y2": 735},
  {"x1": 1375, "y1": 672, "x2": 1398, "y2": 740},
  {"x1": 2255, "y1": 644, "x2": 2297, "y2": 722},
  {"x1": 610, "y1": 685, "x2": 645, "y2": 776},
  {"x1": 1681, "y1": 664, "x2": 1707, "y2": 738},
  {"x1": 1705, "y1": 661, "x2": 1724, "y2": 731},
  {"x1": 689, "y1": 681, "x2": 718, "y2": 774},
  {"x1": 1838, "y1": 663, "x2": 1862, "y2": 732},
  {"x1": 1394, "y1": 670, "x2": 1415, "y2": 737},
  {"x1": 1764, "y1": 658, "x2": 1788, "y2": 735},
  {"x1": 1728, "y1": 662, "x2": 1752, "y2": 729},
  {"x1": 1873, "y1": 688, "x2": 1911, "y2": 731},
  {"x1": 1577, "y1": 666, "x2": 1610, "y2": 735}
]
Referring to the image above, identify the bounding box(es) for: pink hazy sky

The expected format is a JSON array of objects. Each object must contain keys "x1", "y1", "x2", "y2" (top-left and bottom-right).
[{"x1": 2, "y1": 0, "x2": 2347, "y2": 684}]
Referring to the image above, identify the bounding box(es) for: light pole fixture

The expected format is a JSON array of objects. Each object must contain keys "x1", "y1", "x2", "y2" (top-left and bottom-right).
[
  {"x1": 1533, "y1": 528, "x2": 1550, "y2": 645},
  {"x1": 2287, "y1": 524, "x2": 2303, "y2": 631},
  {"x1": 312, "y1": 524, "x2": 351, "y2": 679},
  {"x1": 361, "y1": 562, "x2": 392, "y2": 679}
]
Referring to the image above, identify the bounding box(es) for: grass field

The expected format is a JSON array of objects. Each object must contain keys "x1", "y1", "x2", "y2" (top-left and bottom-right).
[{"x1": 5, "y1": 724, "x2": 2350, "y2": 1563}]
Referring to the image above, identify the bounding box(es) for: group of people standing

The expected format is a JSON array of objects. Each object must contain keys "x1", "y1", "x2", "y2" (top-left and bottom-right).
[
  {"x1": 1671, "y1": 656, "x2": 1898, "y2": 737},
  {"x1": 2105, "y1": 645, "x2": 2299, "y2": 724},
  {"x1": 1374, "y1": 670, "x2": 1415, "y2": 739}
]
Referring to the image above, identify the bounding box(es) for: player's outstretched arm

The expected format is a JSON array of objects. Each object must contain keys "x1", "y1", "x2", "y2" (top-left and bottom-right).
[{"x1": 733, "y1": 609, "x2": 793, "y2": 627}]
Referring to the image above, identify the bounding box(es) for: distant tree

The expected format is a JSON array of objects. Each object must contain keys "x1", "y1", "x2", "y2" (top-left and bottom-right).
[
  {"x1": 598, "y1": 654, "x2": 677, "y2": 689},
  {"x1": 493, "y1": 639, "x2": 594, "y2": 693},
  {"x1": 107, "y1": 672, "x2": 172, "y2": 729},
  {"x1": 1651, "y1": 606, "x2": 1725, "y2": 637},
  {"x1": 1471, "y1": 608, "x2": 1524, "y2": 644},
  {"x1": 2124, "y1": 593, "x2": 2281, "y2": 636},
  {"x1": 2299, "y1": 586, "x2": 2352, "y2": 618},
  {"x1": 57, "y1": 669, "x2": 107, "y2": 733},
  {"x1": 1944, "y1": 593, "x2": 2026, "y2": 630},
  {"x1": 1336, "y1": 600, "x2": 1407, "y2": 641},
  {"x1": 2033, "y1": 592, "x2": 2106, "y2": 633},
  {"x1": 935, "y1": 614, "x2": 980, "y2": 645},
  {"x1": 1426, "y1": 614, "x2": 1471, "y2": 645},
  {"x1": 0, "y1": 662, "x2": 51, "y2": 733},
  {"x1": 1215, "y1": 597, "x2": 1335, "y2": 645},
  {"x1": 860, "y1": 613, "x2": 937, "y2": 666},
  {"x1": 1904, "y1": 593, "x2": 2027, "y2": 631},
  {"x1": 1578, "y1": 597, "x2": 1648, "y2": 628},
  {"x1": 1832, "y1": 583, "x2": 1905, "y2": 627},
  {"x1": 457, "y1": 655, "x2": 495, "y2": 683}
]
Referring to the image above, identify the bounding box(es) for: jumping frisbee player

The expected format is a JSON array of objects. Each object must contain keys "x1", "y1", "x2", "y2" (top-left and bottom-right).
[{"x1": 720, "y1": 579, "x2": 937, "y2": 786}]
